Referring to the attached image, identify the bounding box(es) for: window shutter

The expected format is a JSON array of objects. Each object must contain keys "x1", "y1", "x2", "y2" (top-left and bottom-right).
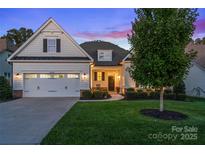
[
  {"x1": 56, "y1": 39, "x2": 61, "y2": 52},
  {"x1": 43, "y1": 39, "x2": 47, "y2": 52},
  {"x1": 94, "y1": 72, "x2": 97, "y2": 81},
  {"x1": 102, "y1": 72, "x2": 105, "y2": 81}
]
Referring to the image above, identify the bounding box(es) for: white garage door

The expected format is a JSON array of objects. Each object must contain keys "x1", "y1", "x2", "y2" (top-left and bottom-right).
[{"x1": 23, "y1": 73, "x2": 80, "y2": 97}]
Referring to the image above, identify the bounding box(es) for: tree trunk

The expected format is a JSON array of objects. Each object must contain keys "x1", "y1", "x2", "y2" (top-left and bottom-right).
[{"x1": 160, "y1": 87, "x2": 164, "y2": 112}]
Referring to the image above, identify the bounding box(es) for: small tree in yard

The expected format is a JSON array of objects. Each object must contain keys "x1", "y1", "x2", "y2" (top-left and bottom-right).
[
  {"x1": 128, "y1": 9, "x2": 198, "y2": 112},
  {"x1": 0, "y1": 76, "x2": 12, "y2": 100}
]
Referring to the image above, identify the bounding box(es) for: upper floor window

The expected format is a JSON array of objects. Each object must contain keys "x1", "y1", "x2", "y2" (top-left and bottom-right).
[
  {"x1": 98, "y1": 50, "x2": 112, "y2": 61},
  {"x1": 47, "y1": 39, "x2": 56, "y2": 52},
  {"x1": 43, "y1": 38, "x2": 61, "y2": 53}
]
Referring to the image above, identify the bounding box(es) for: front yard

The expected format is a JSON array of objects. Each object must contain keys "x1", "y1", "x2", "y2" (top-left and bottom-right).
[{"x1": 41, "y1": 99, "x2": 205, "y2": 145}]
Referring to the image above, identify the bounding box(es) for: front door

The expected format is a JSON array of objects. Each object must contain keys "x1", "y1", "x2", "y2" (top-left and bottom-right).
[{"x1": 108, "y1": 76, "x2": 115, "y2": 91}]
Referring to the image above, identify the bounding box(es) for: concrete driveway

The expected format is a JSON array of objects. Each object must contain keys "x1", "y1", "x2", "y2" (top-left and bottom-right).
[{"x1": 0, "y1": 97, "x2": 78, "y2": 145}]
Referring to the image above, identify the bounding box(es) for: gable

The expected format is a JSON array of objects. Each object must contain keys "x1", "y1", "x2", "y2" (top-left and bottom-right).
[{"x1": 8, "y1": 18, "x2": 93, "y2": 61}]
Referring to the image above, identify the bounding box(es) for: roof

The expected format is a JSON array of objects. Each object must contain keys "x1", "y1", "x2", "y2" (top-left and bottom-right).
[
  {"x1": 12, "y1": 56, "x2": 90, "y2": 61},
  {"x1": 80, "y1": 40, "x2": 129, "y2": 66},
  {"x1": 186, "y1": 43, "x2": 205, "y2": 69},
  {"x1": 8, "y1": 18, "x2": 93, "y2": 62}
]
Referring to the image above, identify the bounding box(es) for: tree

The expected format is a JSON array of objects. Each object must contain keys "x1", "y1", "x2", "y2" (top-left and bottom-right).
[
  {"x1": 195, "y1": 38, "x2": 202, "y2": 44},
  {"x1": 1, "y1": 27, "x2": 33, "y2": 47},
  {"x1": 128, "y1": 9, "x2": 198, "y2": 111},
  {"x1": 0, "y1": 76, "x2": 12, "y2": 100}
]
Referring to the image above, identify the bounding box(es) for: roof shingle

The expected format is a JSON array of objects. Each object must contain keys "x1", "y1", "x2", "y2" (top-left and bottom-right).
[{"x1": 80, "y1": 40, "x2": 130, "y2": 66}]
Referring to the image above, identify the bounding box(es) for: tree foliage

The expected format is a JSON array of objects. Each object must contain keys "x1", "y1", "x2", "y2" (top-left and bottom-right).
[
  {"x1": 0, "y1": 76, "x2": 12, "y2": 100},
  {"x1": 1, "y1": 27, "x2": 33, "y2": 47},
  {"x1": 128, "y1": 9, "x2": 198, "y2": 89}
]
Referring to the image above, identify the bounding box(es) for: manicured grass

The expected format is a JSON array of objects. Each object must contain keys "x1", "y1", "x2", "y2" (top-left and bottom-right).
[{"x1": 41, "y1": 99, "x2": 205, "y2": 145}]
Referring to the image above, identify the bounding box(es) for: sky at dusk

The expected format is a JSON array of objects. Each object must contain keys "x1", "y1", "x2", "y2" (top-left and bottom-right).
[{"x1": 1, "y1": 8, "x2": 205, "y2": 49}]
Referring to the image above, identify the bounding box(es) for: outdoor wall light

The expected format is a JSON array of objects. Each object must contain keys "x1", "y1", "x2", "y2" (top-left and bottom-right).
[
  {"x1": 82, "y1": 73, "x2": 88, "y2": 80},
  {"x1": 117, "y1": 75, "x2": 121, "y2": 80}
]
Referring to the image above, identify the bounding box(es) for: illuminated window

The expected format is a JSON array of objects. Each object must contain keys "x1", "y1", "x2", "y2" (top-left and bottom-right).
[
  {"x1": 40, "y1": 74, "x2": 64, "y2": 79},
  {"x1": 97, "y1": 72, "x2": 102, "y2": 81},
  {"x1": 25, "y1": 74, "x2": 37, "y2": 79},
  {"x1": 67, "y1": 74, "x2": 79, "y2": 79}
]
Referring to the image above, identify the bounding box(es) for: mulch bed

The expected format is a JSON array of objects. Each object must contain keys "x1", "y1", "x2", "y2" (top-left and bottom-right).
[{"x1": 140, "y1": 109, "x2": 188, "y2": 120}]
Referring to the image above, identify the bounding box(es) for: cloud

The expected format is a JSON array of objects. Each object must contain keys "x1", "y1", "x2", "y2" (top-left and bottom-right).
[{"x1": 75, "y1": 29, "x2": 131, "y2": 39}]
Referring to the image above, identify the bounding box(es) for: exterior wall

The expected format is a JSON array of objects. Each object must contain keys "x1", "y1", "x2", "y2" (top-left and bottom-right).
[
  {"x1": 12, "y1": 62, "x2": 90, "y2": 93},
  {"x1": 18, "y1": 22, "x2": 86, "y2": 57},
  {"x1": 124, "y1": 62, "x2": 136, "y2": 88},
  {"x1": 0, "y1": 51, "x2": 12, "y2": 81},
  {"x1": 184, "y1": 63, "x2": 205, "y2": 97}
]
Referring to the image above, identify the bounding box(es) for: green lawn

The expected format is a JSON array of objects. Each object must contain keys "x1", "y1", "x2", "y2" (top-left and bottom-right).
[{"x1": 41, "y1": 99, "x2": 205, "y2": 145}]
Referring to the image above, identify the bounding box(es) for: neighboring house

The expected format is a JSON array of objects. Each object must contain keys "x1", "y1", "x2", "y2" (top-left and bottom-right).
[
  {"x1": 0, "y1": 38, "x2": 16, "y2": 82},
  {"x1": 8, "y1": 18, "x2": 135, "y2": 98},
  {"x1": 184, "y1": 44, "x2": 205, "y2": 97}
]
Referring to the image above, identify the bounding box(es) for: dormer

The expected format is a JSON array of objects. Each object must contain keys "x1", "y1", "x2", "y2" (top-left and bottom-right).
[{"x1": 97, "y1": 49, "x2": 112, "y2": 61}]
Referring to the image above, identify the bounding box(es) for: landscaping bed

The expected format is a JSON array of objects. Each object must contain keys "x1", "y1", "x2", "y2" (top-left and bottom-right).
[{"x1": 140, "y1": 109, "x2": 188, "y2": 120}]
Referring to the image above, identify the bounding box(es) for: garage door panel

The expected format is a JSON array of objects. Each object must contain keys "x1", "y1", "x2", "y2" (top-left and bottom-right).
[{"x1": 23, "y1": 73, "x2": 80, "y2": 97}]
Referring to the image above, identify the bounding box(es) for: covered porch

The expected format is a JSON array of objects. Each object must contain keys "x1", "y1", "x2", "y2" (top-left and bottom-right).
[{"x1": 90, "y1": 65, "x2": 124, "y2": 93}]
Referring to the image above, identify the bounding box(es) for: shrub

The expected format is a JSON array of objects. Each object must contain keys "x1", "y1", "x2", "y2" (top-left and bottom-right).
[
  {"x1": 81, "y1": 90, "x2": 93, "y2": 99},
  {"x1": 173, "y1": 81, "x2": 185, "y2": 95},
  {"x1": 0, "y1": 76, "x2": 12, "y2": 100},
  {"x1": 175, "y1": 94, "x2": 186, "y2": 101},
  {"x1": 125, "y1": 91, "x2": 148, "y2": 100},
  {"x1": 126, "y1": 88, "x2": 135, "y2": 92},
  {"x1": 93, "y1": 91, "x2": 105, "y2": 99},
  {"x1": 137, "y1": 89, "x2": 143, "y2": 93},
  {"x1": 164, "y1": 89, "x2": 172, "y2": 94},
  {"x1": 125, "y1": 91, "x2": 137, "y2": 100},
  {"x1": 149, "y1": 91, "x2": 160, "y2": 99},
  {"x1": 164, "y1": 93, "x2": 175, "y2": 100},
  {"x1": 92, "y1": 87, "x2": 107, "y2": 92}
]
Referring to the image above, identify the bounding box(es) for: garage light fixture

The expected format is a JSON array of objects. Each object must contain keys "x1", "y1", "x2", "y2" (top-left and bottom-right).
[{"x1": 82, "y1": 73, "x2": 88, "y2": 80}]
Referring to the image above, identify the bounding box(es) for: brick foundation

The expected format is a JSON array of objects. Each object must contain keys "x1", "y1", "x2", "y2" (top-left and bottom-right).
[{"x1": 13, "y1": 90, "x2": 23, "y2": 98}]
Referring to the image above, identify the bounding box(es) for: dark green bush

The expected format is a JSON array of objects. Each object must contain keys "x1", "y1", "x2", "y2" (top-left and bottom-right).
[
  {"x1": 93, "y1": 91, "x2": 104, "y2": 99},
  {"x1": 175, "y1": 94, "x2": 186, "y2": 101},
  {"x1": 149, "y1": 91, "x2": 160, "y2": 99},
  {"x1": 125, "y1": 91, "x2": 148, "y2": 100},
  {"x1": 173, "y1": 81, "x2": 185, "y2": 95},
  {"x1": 164, "y1": 93, "x2": 175, "y2": 100},
  {"x1": 126, "y1": 88, "x2": 135, "y2": 92},
  {"x1": 81, "y1": 90, "x2": 93, "y2": 99},
  {"x1": 125, "y1": 91, "x2": 137, "y2": 100},
  {"x1": 0, "y1": 76, "x2": 12, "y2": 100}
]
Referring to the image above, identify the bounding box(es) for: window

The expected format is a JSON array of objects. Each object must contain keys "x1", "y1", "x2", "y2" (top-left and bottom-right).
[
  {"x1": 40, "y1": 74, "x2": 64, "y2": 79},
  {"x1": 4, "y1": 72, "x2": 7, "y2": 77},
  {"x1": 25, "y1": 74, "x2": 37, "y2": 79},
  {"x1": 97, "y1": 72, "x2": 102, "y2": 81},
  {"x1": 8, "y1": 73, "x2": 10, "y2": 78},
  {"x1": 94, "y1": 72, "x2": 105, "y2": 81},
  {"x1": 47, "y1": 39, "x2": 56, "y2": 52},
  {"x1": 98, "y1": 50, "x2": 112, "y2": 61},
  {"x1": 67, "y1": 74, "x2": 79, "y2": 79}
]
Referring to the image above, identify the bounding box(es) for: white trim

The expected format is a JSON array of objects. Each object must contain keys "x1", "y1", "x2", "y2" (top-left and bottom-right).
[
  {"x1": 9, "y1": 60, "x2": 92, "y2": 63},
  {"x1": 7, "y1": 18, "x2": 93, "y2": 62},
  {"x1": 122, "y1": 50, "x2": 133, "y2": 62}
]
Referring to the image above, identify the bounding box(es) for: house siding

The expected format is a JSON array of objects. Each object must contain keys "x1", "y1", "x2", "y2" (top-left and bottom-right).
[
  {"x1": 0, "y1": 51, "x2": 12, "y2": 81},
  {"x1": 124, "y1": 62, "x2": 136, "y2": 88},
  {"x1": 18, "y1": 22, "x2": 86, "y2": 57},
  {"x1": 13, "y1": 62, "x2": 90, "y2": 91},
  {"x1": 184, "y1": 63, "x2": 205, "y2": 97}
]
